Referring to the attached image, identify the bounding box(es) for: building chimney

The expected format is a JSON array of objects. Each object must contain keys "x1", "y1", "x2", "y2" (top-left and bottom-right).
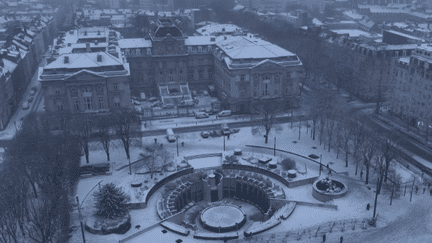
[
  {"x1": 97, "y1": 30, "x2": 101, "y2": 35},
  {"x1": 64, "y1": 56, "x2": 69, "y2": 64},
  {"x1": 67, "y1": 43, "x2": 71, "y2": 47},
  {"x1": 97, "y1": 54, "x2": 102, "y2": 62},
  {"x1": 84, "y1": 30, "x2": 87, "y2": 36},
  {"x1": 224, "y1": 36, "x2": 227, "y2": 40},
  {"x1": 222, "y1": 28, "x2": 225, "y2": 32},
  {"x1": 86, "y1": 43, "x2": 91, "y2": 52},
  {"x1": 210, "y1": 37, "x2": 215, "y2": 42},
  {"x1": 95, "y1": 40, "x2": 98, "y2": 45}
]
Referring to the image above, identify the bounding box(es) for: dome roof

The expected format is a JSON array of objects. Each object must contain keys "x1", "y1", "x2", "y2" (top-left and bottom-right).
[{"x1": 154, "y1": 26, "x2": 182, "y2": 38}]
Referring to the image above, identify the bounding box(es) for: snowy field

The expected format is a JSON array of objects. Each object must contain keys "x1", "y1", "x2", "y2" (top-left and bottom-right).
[{"x1": 69, "y1": 122, "x2": 428, "y2": 243}]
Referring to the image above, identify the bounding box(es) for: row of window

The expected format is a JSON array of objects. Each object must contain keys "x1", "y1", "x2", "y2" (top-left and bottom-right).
[{"x1": 56, "y1": 97, "x2": 121, "y2": 112}]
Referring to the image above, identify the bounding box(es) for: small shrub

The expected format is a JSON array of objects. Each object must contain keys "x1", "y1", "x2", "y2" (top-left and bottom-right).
[
  {"x1": 143, "y1": 185, "x2": 149, "y2": 190},
  {"x1": 144, "y1": 180, "x2": 149, "y2": 183},
  {"x1": 281, "y1": 171, "x2": 287, "y2": 177},
  {"x1": 281, "y1": 158, "x2": 296, "y2": 171},
  {"x1": 265, "y1": 179, "x2": 272, "y2": 187}
]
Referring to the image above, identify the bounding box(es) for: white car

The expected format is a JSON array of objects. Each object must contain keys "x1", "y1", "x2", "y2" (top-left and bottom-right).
[{"x1": 22, "y1": 101, "x2": 30, "y2": 110}]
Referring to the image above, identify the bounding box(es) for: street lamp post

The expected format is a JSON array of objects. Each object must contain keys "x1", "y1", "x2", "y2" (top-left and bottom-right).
[
  {"x1": 75, "y1": 196, "x2": 86, "y2": 243},
  {"x1": 176, "y1": 136, "x2": 179, "y2": 157},
  {"x1": 319, "y1": 154, "x2": 322, "y2": 176},
  {"x1": 128, "y1": 157, "x2": 132, "y2": 175},
  {"x1": 223, "y1": 134, "x2": 225, "y2": 151},
  {"x1": 274, "y1": 137, "x2": 276, "y2": 156}
]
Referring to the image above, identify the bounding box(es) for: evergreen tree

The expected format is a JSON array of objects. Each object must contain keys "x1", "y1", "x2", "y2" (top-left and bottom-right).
[{"x1": 93, "y1": 183, "x2": 129, "y2": 219}]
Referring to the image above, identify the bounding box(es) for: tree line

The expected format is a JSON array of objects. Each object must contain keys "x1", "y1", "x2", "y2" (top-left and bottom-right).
[{"x1": 0, "y1": 109, "x2": 140, "y2": 242}]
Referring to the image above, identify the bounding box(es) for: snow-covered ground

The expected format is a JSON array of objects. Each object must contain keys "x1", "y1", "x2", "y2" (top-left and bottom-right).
[{"x1": 69, "y1": 122, "x2": 429, "y2": 243}]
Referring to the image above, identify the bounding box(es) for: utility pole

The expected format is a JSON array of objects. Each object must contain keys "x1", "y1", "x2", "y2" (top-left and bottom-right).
[
  {"x1": 390, "y1": 183, "x2": 394, "y2": 206},
  {"x1": 223, "y1": 134, "x2": 225, "y2": 151},
  {"x1": 373, "y1": 177, "x2": 380, "y2": 218},
  {"x1": 319, "y1": 154, "x2": 322, "y2": 176},
  {"x1": 76, "y1": 196, "x2": 86, "y2": 243},
  {"x1": 274, "y1": 137, "x2": 276, "y2": 156}
]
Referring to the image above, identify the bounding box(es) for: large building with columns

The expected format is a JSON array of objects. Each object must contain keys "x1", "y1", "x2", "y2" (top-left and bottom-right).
[{"x1": 121, "y1": 19, "x2": 302, "y2": 113}]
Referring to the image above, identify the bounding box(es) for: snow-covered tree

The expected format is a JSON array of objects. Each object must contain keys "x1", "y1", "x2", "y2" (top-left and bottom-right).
[{"x1": 93, "y1": 183, "x2": 129, "y2": 219}]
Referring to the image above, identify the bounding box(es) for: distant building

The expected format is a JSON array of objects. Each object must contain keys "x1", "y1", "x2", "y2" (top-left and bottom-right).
[
  {"x1": 391, "y1": 44, "x2": 432, "y2": 128},
  {"x1": 382, "y1": 30, "x2": 425, "y2": 45}
]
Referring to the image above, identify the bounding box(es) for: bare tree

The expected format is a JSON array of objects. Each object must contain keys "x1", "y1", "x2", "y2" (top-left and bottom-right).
[
  {"x1": 250, "y1": 101, "x2": 282, "y2": 144},
  {"x1": 25, "y1": 195, "x2": 62, "y2": 243},
  {"x1": 377, "y1": 136, "x2": 399, "y2": 182},
  {"x1": 351, "y1": 118, "x2": 368, "y2": 175},
  {"x1": 140, "y1": 145, "x2": 173, "y2": 179},
  {"x1": 362, "y1": 134, "x2": 377, "y2": 185},
  {"x1": 112, "y1": 110, "x2": 140, "y2": 160},
  {"x1": 68, "y1": 113, "x2": 94, "y2": 164},
  {"x1": 339, "y1": 119, "x2": 353, "y2": 167},
  {"x1": 95, "y1": 116, "x2": 113, "y2": 161}
]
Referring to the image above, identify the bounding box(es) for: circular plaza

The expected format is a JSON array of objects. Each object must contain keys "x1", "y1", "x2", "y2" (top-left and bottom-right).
[{"x1": 200, "y1": 204, "x2": 246, "y2": 232}]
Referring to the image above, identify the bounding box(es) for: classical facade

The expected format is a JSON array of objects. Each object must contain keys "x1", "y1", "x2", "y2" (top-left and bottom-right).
[
  {"x1": 120, "y1": 19, "x2": 302, "y2": 113},
  {"x1": 391, "y1": 44, "x2": 432, "y2": 128},
  {"x1": 39, "y1": 52, "x2": 130, "y2": 113}
]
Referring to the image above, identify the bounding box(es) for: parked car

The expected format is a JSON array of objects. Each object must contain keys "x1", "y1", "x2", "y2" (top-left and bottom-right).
[
  {"x1": 22, "y1": 101, "x2": 29, "y2": 110},
  {"x1": 27, "y1": 96, "x2": 34, "y2": 103},
  {"x1": 151, "y1": 101, "x2": 161, "y2": 107},
  {"x1": 163, "y1": 103, "x2": 174, "y2": 109},
  {"x1": 133, "y1": 100, "x2": 141, "y2": 105},
  {"x1": 149, "y1": 97, "x2": 159, "y2": 102},
  {"x1": 218, "y1": 110, "x2": 232, "y2": 117},
  {"x1": 201, "y1": 131, "x2": 210, "y2": 138},
  {"x1": 195, "y1": 112, "x2": 209, "y2": 119}
]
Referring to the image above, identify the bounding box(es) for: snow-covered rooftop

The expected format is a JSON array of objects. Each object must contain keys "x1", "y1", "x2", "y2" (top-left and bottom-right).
[
  {"x1": 44, "y1": 52, "x2": 124, "y2": 70},
  {"x1": 197, "y1": 23, "x2": 242, "y2": 36},
  {"x1": 398, "y1": 57, "x2": 410, "y2": 64},
  {"x1": 385, "y1": 30, "x2": 425, "y2": 42},
  {"x1": 330, "y1": 29, "x2": 374, "y2": 38},
  {"x1": 343, "y1": 10, "x2": 363, "y2": 20},
  {"x1": 185, "y1": 36, "x2": 217, "y2": 46},
  {"x1": 118, "y1": 39, "x2": 152, "y2": 49},
  {"x1": 215, "y1": 36, "x2": 295, "y2": 60}
]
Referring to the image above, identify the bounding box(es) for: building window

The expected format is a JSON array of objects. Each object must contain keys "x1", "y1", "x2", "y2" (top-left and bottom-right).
[
  {"x1": 189, "y1": 71, "x2": 194, "y2": 80},
  {"x1": 209, "y1": 70, "x2": 213, "y2": 79},
  {"x1": 55, "y1": 89, "x2": 60, "y2": 95},
  {"x1": 262, "y1": 83, "x2": 269, "y2": 96},
  {"x1": 113, "y1": 83, "x2": 118, "y2": 91},
  {"x1": 83, "y1": 97, "x2": 93, "y2": 110},
  {"x1": 136, "y1": 49, "x2": 141, "y2": 55},
  {"x1": 169, "y1": 70, "x2": 174, "y2": 82},
  {"x1": 98, "y1": 97, "x2": 104, "y2": 109},
  {"x1": 240, "y1": 75, "x2": 245, "y2": 81},
  {"x1": 207, "y1": 45, "x2": 212, "y2": 52},
  {"x1": 188, "y1": 46, "x2": 192, "y2": 52},
  {"x1": 125, "y1": 49, "x2": 130, "y2": 55},
  {"x1": 199, "y1": 70, "x2": 204, "y2": 79},
  {"x1": 147, "y1": 48, "x2": 151, "y2": 55},
  {"x1": 198, "y1": 46, "x2": 202, "y2": 52},
  {"x1": 114, "y1": 97, "x2": 120, "y2": 108},
  {"x1": 73, "y1": 99, "x2": 79, "y2": 111},
  {"x1": 56, "y1": 100, "x2": 63, "y2": 111}
]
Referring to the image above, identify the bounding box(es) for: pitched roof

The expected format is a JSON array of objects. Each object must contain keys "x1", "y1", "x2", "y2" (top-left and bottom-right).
[{"x1": 44, "y1": 52, "x2": 123, "y2": 69}]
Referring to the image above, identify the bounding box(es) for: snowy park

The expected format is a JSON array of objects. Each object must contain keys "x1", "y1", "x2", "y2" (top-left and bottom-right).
[{"x1": 68, "y1": 121, "x2": 429, "y2": 243}]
